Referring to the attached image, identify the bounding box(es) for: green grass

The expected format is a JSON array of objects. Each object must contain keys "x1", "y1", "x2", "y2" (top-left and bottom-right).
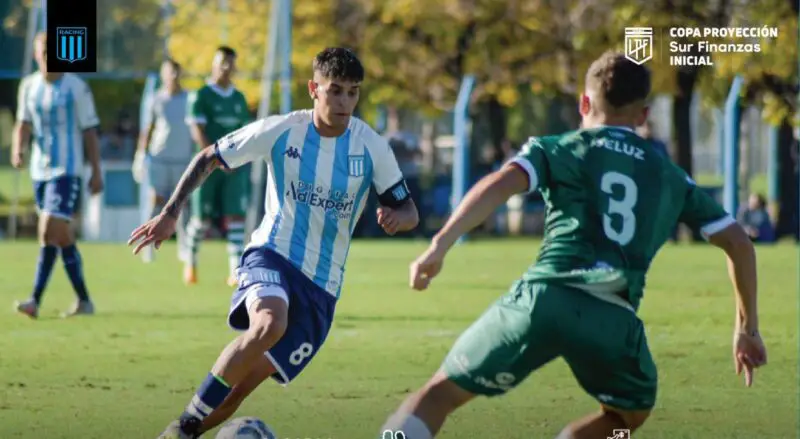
[{"x1": 0, "y1": 239, "x2": 796, "y2": 439}]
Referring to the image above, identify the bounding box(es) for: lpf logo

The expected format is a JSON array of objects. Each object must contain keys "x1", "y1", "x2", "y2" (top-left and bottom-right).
[{"x1": 624, "y1": 27, "x2": 653, "y2": 65}]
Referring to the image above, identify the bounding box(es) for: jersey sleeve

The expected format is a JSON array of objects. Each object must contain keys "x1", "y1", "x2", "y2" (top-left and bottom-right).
[
  {"x1": 186, "y1": 90, "x2": 206, "y2": 125},
  {"x1": 509, "y1": 137, "x2": 549, "y2": 193},
  {"x1": 214, "y1": 115, "x2": 286, "y2": 169},
  {"x1": 15, "y1": 77, "x2": 32, "y2": 123},
  {"x1": 368, "y1": 136, "x2": 411, "y2": 208},
  {"x1": 74, "y1": 80, "x2": 100, "y2": 130},
  {"x1": 678, "y1": 175, "x2": 736, "y2": 239}
]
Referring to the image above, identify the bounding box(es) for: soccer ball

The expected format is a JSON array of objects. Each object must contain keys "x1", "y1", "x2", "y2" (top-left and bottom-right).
[{"x1": 215, "y1": 417, "x2": 277, "y2": 439}]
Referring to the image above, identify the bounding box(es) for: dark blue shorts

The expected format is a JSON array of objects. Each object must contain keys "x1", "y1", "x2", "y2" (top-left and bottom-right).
[
  {"x1": 33, "y1": 176, "x2": 82, "y2": 220},
  {"x1": 228, "y1": 247, "x2": 337, "y2": 385}
]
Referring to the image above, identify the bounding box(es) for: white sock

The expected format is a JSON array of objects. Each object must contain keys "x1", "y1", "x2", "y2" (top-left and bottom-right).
[
  {"x1": 186, "y1": 218, "x2": 206, "y2": 267},
  {"x1": 381, "y1": 414, "x2": 433, "y2": 439}
]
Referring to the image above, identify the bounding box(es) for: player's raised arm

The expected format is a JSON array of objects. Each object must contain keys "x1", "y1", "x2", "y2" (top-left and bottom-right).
[
  {"x1": 11, "y1": 78, "x2": 33, "y2": 169},
  {"x1": 679, "y1": 176, "x2": 766, "y2": 386}
]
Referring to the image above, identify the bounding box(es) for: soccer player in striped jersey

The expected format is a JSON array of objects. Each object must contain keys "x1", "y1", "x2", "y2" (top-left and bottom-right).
[
  {"x1": 12, "y1": 32, "x2": 103, "y2": 319},
  {"x1": 128, "y1": 47, "x2": 419, "y2": 438}
]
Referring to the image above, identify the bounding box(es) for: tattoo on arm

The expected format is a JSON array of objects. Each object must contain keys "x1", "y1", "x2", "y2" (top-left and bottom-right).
[{"x1": 163, "y1": 148, "x2": 220, "y2": 219}]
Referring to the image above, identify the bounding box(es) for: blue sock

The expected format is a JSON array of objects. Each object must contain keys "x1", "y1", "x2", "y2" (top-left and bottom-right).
[
  {"x1": 31, "y1": 245, "x2": 59, "y2": 305},
  {"x1": 180, "y1": 373, "x2": 232, "y2": 434},
  {"x1": 61, "y1": 244, "x2": 90, "y2": 302}
]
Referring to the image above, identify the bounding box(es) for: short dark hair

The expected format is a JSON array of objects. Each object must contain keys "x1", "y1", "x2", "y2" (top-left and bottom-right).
[
  {"x1": 585, "y1": 51, "x2": 651, "y2": 109},
  {"x1": 162, "y1": 57, "x2": 181, "y2": 71},
  {"x1": 216, "y1": 46, "x2": 237, "y2": 58},
  {"x1": 312, "y1": 47, "x2": 364, "y2": 82}
]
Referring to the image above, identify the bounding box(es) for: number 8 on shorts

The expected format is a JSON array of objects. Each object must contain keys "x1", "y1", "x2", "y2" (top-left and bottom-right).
[{"x1": 289, "y1": 342, "x2": 314, "y2": 366}]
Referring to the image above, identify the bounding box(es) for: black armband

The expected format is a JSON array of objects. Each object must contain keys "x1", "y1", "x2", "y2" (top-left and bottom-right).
[{"x1": 377, "y1": 179, "x2": 411, "y2": 208}]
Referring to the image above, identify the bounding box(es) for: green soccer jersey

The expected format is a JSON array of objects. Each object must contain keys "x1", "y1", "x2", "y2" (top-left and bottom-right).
[
  {"x1": 186, "y1": 84, "x2": 250, "y2": 147},
  {"x1": 511, "y1": 126, "x2": 734, "y2": 311}
]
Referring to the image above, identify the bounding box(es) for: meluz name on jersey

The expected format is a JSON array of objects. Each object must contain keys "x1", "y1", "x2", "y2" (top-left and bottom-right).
[{"x1": 591, "y1": 138, "x2": 645, "y2": 161}]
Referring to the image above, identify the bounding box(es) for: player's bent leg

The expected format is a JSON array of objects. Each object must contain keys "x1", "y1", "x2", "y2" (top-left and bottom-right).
[
  {"x1": 172, "y1": 293, "x2": 289, "y2": 437},
  {"x1": 199, "y1": 353, "x2": 277, "y2": 433},
  {"x1": 381, "y1": 283, "x2": 559, "y2": 438},
  {"x1": 50, "y1": 216, "x2": 95, "y2": 317},
  {"x1": 211, "y1": 295, "x2": 288, "y2": 385},
  {"x1": 555, "y1": 406, "x2": 651, "y2": 439},
  {"x1": 553, "y1": 285, "x2": 658, "y2": 439},
  {"x1": 380, "y1": 370, "x2": 475, "y2": 439},
  {"x1": 15, "y1": 213, "x2": 59, "y2": 318}
]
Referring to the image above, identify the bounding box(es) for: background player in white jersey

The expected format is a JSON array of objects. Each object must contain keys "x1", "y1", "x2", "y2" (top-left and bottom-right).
[
  {"x1": 128, "y1": 48, "x2": 419, "y2": 438},
  {"x1": 12, "y1": 32, "x2": 103, "y2": 319},
  {"x1": 134, "y1": 58, "x2": 194, "y2": 263}
]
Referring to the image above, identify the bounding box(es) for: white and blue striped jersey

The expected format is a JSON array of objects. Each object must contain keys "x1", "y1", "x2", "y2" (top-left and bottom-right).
[
  {"x1": 16, "y1": 72, "x2": 100, "y2": 181},
  {"x1": 215, "y1": 110, "x2": 410, "y2": 298}
]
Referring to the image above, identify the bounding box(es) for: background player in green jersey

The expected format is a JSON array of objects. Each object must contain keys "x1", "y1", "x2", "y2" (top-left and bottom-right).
[
  {"x1": 185, "y1": 46, "x2": 251, "y2": 286},
  {"x1": 379, "y1": 51, "x2": 768, "y2": 439}
]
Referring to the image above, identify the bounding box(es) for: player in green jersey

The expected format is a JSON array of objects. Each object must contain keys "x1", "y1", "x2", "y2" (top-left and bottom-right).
[
  {"x1": 184, "y1": 46, "x2": 251, "y2": 286},
  {"x1": 378, "y1": 51, "x2": 767, "y2": 439}
]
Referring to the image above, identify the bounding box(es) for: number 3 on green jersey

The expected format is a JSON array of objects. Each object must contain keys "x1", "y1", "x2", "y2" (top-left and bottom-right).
[{"x1": 600, "y1": 171, "x2": 638, "y2": 246}]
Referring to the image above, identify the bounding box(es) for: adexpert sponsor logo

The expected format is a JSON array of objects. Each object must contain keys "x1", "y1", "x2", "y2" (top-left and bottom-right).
[{"x1": 286, "y1": 181, "x2": 356, "y2": 220}]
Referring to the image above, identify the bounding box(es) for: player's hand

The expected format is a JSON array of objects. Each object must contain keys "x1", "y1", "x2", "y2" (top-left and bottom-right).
[
  {"x1": 11, "y1": 149, "x2": 23, "y2": 169},
  {"x1": 127, "y1": 213, "x2": 177, "y2": 255},
  {"x1": 733, "y1": 328, "x2": 767, "y2": 387},
  {"x1": 377, "y1": 206, "x2": 401, "y2": 235},
  {"x1": 409, "y1": 244, "x2": 447, "y2": 291},
  {"x1": 88, "y1": 171, "x2": 104, "y2": 195}
]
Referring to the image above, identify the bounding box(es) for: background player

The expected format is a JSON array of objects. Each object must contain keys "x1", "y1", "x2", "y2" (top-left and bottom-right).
[
  {"x1": 134, "y1": 58, "x2": 194, "y2": 263},
  {"x1": 379, "y1": 51, "x2": 767, "y2": 439},
  {"x1": 12, "y1": 32, "x2": 104, "y2": 318},
  {"x1": 128, "y1": 47, "x2": 419, "y2": 438},
  {"x1": 185, "y1": 46, "x2": 251, "y2": 286}
]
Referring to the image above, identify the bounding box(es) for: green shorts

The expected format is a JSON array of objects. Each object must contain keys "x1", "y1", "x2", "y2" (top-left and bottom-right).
[
  {"x1": 191, "y1": 166, "x2": 251, "y2": 220},
  {"x1": 443, "y1": 281, "x2": 658, "y2": 411}
]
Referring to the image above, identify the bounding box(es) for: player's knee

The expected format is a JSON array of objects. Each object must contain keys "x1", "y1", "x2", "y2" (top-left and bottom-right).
[
  {"x1": 418, "y1": 371, "x2": 475, "y2": 413},
  {"x1": 243, "y1": 297, "x2": 288, "y2": 351},
  {"x1": 43, "y1": 216, "x2": 73, "y2": 246},
  {"x1": 603, "y1": 406, "x2": 651, "y2": 431}
]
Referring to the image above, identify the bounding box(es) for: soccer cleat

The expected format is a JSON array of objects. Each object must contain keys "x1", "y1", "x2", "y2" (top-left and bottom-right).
[
  {"x1": 61, "y1": 300, "x2": 95, "y2": 318},
  {"x1": 14, "y1": 299, "x2": 38, "y2": 319},
  {"x1": 157, "y1": 420, "x2": 196, "y2": 439},
  {"x1": 183, "y1": 265, "x2": 198, "y2": 285}
]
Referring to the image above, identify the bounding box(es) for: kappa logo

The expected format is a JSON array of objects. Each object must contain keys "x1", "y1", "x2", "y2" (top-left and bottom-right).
[{"x1": 285, "y1": 147, "x2": 300, "y2": 159}]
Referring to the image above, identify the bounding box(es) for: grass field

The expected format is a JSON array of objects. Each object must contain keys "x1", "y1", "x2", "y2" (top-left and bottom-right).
[{"x1": 0, "y1": 239, "x2": 796, "y2": 439}]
